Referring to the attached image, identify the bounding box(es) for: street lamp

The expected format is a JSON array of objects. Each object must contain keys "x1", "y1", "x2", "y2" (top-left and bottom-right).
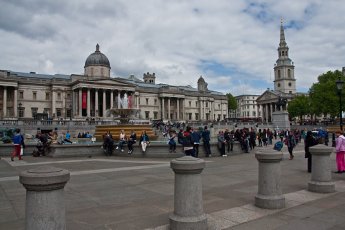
[{"x1": 336, "y1": 76, "x2": 344, "y2": 130}]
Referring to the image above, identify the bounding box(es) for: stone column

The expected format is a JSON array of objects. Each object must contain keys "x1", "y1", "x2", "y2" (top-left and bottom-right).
[
  {"x1": 177, "y1": 98, "x2": 180, "y2": 120},
  {"x1": 14, "y1": 88, "x2": 18, "y2": 117},
  {"x1": 110, "y1": 90, "x2": 114, "y2": 109},
  {"x1": 2, "y1": 87, "x2": 7, "y2": 117},
  {"x1": 136, "y1": 95, "x2": 139, "y2": 109},
  {"x1": 19, "y1": 166, "x2": 70, "y2": 230},
  {"x1": 255, "y1": 151, "x2": 285, "y2": 209},
  {"x1": 221, "y1": 101, "x2": 224, "y2": 120},
  {"x1": 78, "y1": 89, "x2": 82, "y2": 117},
  {"x1": 95, "y1": 89, "x2": 99, "y2": 117},
  {"x1": 162, "y1": 98, "x2": 165, "y2": 120},
  {"x1": 182, "y1": 99, "x2": 185, "y2": 120},
  {"x1": 87, "y1": 88, "x2": 90, "y2": 117},
  {"x1": 308, "y1": 144, "x2": 335, "y2": 193},
  {"x1": 269, "y1": 103, "x2": 273, "y2": 122},
  {"x1": 265, "y1": 104, "x2": 268, "y2": 122},
  {"x1": 52, "y1": 90, "x2": 56, "y2": 118},
  {"x1": 168, "y1": 98, "x2": 171, "y2": 120},
  {"x1": 72, "y1": 90, "x2": 76, "y2": 117},
  {"x1": 103, "y1": 90, "x2": 106, "y2": 117},
  {"x1": 117, "y1": 91, "x2": 121, "y2": 109},
  {"x1": 169, "y1": 156, "x2": 207, "y2": 230}
]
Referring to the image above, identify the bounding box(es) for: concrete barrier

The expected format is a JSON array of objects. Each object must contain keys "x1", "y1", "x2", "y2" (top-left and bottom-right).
[
  {"x1": 169, "y1": 156, "x2": 207, "y2": 229},
  {"x1": 255, "y1": 150, "x2": 285, "y2": 209},
  {"x1": 308, "y1": 144, "x2": 335, "y2": 193},
  {"x1": 19, "y1": 166, "x2": 70, "y2": 230}
]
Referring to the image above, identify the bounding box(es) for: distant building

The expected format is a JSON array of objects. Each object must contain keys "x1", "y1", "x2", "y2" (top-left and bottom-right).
[
  {"x1": 256, "y1": 21, "x2": 297, "y2": 122},
  {"x1": 229, "y1": 95, "x2": 261, "y2": 121},
  {"x1": 0, "y1": 44, "x2": 228, "y2": 121}
]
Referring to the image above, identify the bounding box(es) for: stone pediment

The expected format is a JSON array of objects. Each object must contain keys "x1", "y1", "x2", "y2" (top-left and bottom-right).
[{"x1": 257, "y1": 90, "x2": 280, "y2": 104}]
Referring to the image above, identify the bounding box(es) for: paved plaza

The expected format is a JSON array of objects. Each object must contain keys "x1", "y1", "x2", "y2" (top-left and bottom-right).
[{"x1": 1, "y1": 142, "x2": 345, "y2": 230}]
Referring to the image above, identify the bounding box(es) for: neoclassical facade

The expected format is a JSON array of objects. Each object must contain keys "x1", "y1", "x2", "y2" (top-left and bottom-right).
[
  {"x1": 256, "y1": 21, "x2": 297, "y2": 122},
  {"x1": 0, "y1": 44, "x2": 228, "y2": 121}
]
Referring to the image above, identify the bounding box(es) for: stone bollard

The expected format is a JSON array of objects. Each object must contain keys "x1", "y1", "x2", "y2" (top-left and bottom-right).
[
  {"x1": 308, "y1": 144, "x2": 335, "y2": 193},
  {"x1": 169, "y1": 156, "x2": 207, "y2": 230},
  {"x1": 19, "y1": 166, "x2": 70, "y2": 230},
  {"x1": 255, "y1": 151, "x2": 285, "y2": 209}
]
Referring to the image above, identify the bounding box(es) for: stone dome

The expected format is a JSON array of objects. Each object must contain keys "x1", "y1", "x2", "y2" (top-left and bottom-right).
[{"x1": 84, "y1": 44, "x2": 111, "y2": 68}]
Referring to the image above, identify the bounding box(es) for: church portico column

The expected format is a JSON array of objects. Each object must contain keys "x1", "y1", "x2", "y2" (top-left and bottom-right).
[
  {"x1": 270, "y1": 103, "x2": 273, "y2": 122},
  {"x1": 78, "y1": 89, "x2": 82, "y2": 117},
  {"x1": 52, "y1": 90, "x2": 56, "y2": 118},
  {"x1": 265, "y1": 104, "x2": 269, "y2": 123}
]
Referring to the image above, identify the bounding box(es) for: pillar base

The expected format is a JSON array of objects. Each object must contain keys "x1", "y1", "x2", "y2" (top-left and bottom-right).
[
  {"x1": 169, "y1": 213, "x2": 207, "y2": 230},
  {"x1": 255, "y1": 194, "x2": 285, "y2": 209},
  {"x1": 308, "y1": 181, "x2": 335, "y2": 193}
]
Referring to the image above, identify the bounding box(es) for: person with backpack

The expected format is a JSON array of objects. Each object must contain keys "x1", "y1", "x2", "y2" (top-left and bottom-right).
[
  {"x1": 182, "y1": 126, "x2": 195, "y2": 157},
  {"x1": 202, "y1": 126, "x2": 211, "y2": 157},
  {"x1": 11, "y1": 128, "x2": 23, "y2": 161},
  {"x1": 191, "y1": 127, "x2": 202, "y2": 158},
  {"x1": 285, "y1": 131, "x2": 296, "y2": 160}
]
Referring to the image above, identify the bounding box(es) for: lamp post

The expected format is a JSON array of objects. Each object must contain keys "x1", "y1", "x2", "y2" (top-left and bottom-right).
[{"x1": 336, "y1": 76, "x2": 344, "y2": 130}]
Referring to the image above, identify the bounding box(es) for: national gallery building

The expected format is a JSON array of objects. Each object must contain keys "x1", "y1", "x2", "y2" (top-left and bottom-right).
[{"x1": 0, "y1": 44, "x2": 228, "y2": 122}]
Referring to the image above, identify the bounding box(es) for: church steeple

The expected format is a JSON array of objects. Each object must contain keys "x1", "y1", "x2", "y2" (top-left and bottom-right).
[{"x1": 273, "y1": 19, "x2": 296, "y2": 95}]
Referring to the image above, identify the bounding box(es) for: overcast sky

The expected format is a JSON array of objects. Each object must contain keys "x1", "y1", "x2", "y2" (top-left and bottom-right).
[{"x1": 1, "y1": 0, "x2": 345, "y2": 96}]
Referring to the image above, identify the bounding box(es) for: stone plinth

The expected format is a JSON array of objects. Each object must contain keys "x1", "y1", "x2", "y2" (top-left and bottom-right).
[
  {"x1": 308, "y1": 144, "x2": 335, "y2": 193},
  {"x1": 272, "y1": 111, "x2": 290, "y2": 130},
  {"x1": 20, "y1": 166, "x2": 70, "y2": 230},
  {"x1": 169, "y1": 156, "x2": 207, "y2": 230},
  {"x1": 255, "y1": 151, "x2": 285, "y2": 209}
]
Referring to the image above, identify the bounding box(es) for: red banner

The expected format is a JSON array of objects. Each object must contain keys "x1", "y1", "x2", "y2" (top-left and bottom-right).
[
  {"x1": 82, "y1": 91, "x2": 87, "y2": 109},
  {"x1": 128, "y1": 95, "x2": 132, "y2": 109}
]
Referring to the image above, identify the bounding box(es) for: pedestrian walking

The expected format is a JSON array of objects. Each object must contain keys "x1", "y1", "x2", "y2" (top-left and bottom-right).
[
  {"x1": 304, "y1": 131, "x2": 318, "y2": 173},
  {"x1": 11, "y1": 128, "x2": 23, "y2": 161},
  {"x1": 335, "y1": 130, "x2": 345, "y2": 173},
  {"x1": 285, "y1": 131, "x2": 296, "y2": 160}
]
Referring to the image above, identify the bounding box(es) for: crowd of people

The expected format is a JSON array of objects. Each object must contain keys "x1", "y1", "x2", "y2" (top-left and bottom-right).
[{"x1": 8, "y1": 123, "x2": 345, "y2": 176}]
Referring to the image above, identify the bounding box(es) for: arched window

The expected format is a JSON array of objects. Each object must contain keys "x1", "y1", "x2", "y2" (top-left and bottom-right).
[
  {"x1": 278, "y1": 70, "x2": 281, "y2": 78},
  {"x1": 288, "y1": 69, "x2": 291, "y2": 78}
]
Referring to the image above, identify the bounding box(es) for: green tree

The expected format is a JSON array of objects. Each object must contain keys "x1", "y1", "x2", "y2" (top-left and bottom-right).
[
  {"x1": 309, "y1": 70, "x2": 344, "y2": 118},
  {"x1": 287, "y1": 95, "x2": 310, "y2": 124},
  {"x1": 226, "y1": 93, "x2": 237, "y2": 116}
]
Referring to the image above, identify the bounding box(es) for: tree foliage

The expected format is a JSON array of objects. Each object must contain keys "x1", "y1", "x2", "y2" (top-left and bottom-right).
[
  {"x1": 309, "y1": 70, "x2": 344, "y2": 118},
  {"x1": 287, "y1": 95, "x2": 310, "y2": 124},
  {"x1": 226, "y1": 93, "x2": 237, "y2": 111}
]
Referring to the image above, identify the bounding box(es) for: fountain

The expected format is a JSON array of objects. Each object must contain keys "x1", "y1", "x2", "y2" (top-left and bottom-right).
[{"x1": 94, "y1": 93, "x2": 157, "y2": 141}]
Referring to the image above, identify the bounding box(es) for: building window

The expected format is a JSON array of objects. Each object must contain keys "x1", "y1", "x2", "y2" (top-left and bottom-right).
[
  {"x1": 154, "y1": 99, "x2": 157, "y2": 105},
  {"x1": 146, "y1": 98, "x2": 149, "y2": 105},
  {"x1": 153, "y1": 111, "x2": 158, "y2": 119},
  {"x1": 195, "y1": 113, "x2": 199, "y2": 120},
  {"x1": 145, "y1": 111, "x2": 149, "y2": 119},
  {"x1": 288, "y1": 69, "x2": 291, "y2": 78},
  {"x1": 188, "y1": 113, "x2": 192, "y2": 120},
  {"x1": 195, "y1": 101, "x2": 198, "y2": 107},
  {"x1": 206, "y1": 102, "x2": 208, "y2": 107},
  {"x1": 288, "y1": 82, "x2": 292, "y2": 87},
  {"x1": 57, "y1": 93, "x2": 61, "y2": 100},
  {"x1": 31, "y1": 107, "x2": 38, "y2": 117},
  {"x1": 19, "y1": 91, "x2": 24, "y2": 99},
  {"x1": 43, "y1": 108, "x2": 49, "y2": 114},
  {"x1": 289, "y1": 91, "x2": 292, "y2": 94},
  {"x1": 277, "y1": 83, "x2": 281, "y2": 87},
  {"x1": 56, "y1": 108, "x2": 62, "y2": 117},
  {"x1": 218, "y1": 104, "x2": 220, "y2": 109},
  {"x1": 278, "y1": 70, "x2": 281, "y2": 78},
  {"x1": 189, "y1": 101, "x2": 191, "y2": 107},
  {"x1": 33, "y1": 92, "x2": 37, "y2": 100},
  {"x1": 45, "y1": 92, "x2": 50, "y2": 100},
  {"x1": 19, "y1": 108, "x2": 25, "y2": 118},
  {"x1": 66, "y1": 93, "x2": 71, "y2": 100}
]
